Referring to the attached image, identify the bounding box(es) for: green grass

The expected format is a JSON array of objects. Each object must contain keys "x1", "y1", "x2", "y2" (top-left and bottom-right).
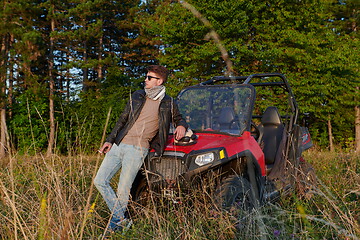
[{"x1": 0, "y1": 150, "x2": 359, "y2": 239}]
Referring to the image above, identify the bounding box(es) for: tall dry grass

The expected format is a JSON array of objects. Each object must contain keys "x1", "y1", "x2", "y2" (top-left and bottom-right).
[
  {"x1": 0, "y1": 150, "x2": 359, "y2": 239},
  {"x1": 0, "y1": 154, "x2": 106, "y2": 239}
]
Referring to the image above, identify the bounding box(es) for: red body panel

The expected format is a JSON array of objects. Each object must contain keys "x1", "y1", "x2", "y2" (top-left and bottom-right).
[{"x1": 164, "y1": 131, "x2": 266, "y2": 176}]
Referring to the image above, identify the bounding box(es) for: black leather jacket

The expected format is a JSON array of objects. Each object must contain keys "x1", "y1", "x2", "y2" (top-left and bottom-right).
[{"x1": 105, "y1": 89, "x2": 188, "y2": 155}]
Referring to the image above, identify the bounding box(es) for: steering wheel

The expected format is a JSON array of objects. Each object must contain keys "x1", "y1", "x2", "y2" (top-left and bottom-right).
[
  {"x1": 229, "y1": 119, "x2": 239, "y2": 130},
  {"x1": 250, "y1": 122, "x2": 262, "y2": 141}
]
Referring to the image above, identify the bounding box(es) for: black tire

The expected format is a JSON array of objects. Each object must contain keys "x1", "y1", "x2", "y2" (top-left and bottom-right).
[
  {"x1": 132, "y1": 180, "x2": 152, "y2": 207},
  {"x1": 216, "y1": 176, "x2": 269, "y2": 239},
  {"x1": 215, "y1": 175, "x2": 257, "y2": 215}
]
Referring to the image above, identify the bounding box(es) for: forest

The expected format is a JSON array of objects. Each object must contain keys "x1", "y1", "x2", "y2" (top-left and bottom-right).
[
  {"x1": 0, "y1": 1, "x2": 359, "y2": 239},
  {"x1": 0, "y1": 0, "x2": 359, "y2": 157}
]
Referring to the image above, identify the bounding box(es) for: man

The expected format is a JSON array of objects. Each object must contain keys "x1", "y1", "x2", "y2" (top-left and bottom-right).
[{"x1": 94, "y1": 65, "x2": 187, "y2": 234}]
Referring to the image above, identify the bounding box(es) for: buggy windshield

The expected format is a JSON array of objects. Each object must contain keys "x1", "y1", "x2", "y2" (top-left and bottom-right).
[{"x1": 177, "y1": 84, "x2": 255, "y2": 136}]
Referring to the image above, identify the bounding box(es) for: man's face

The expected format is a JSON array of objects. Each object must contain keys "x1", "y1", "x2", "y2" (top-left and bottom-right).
[{"x1": 144, "y1": 71, "x2": 164, "y2": 89}]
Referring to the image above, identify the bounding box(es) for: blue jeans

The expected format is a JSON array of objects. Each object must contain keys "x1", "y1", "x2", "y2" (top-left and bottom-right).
[{"x1": 94, "y1": 143, "x2": 148, "y2": 221}]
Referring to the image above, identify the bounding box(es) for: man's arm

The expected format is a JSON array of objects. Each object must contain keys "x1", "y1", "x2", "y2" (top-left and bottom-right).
[
  {"x1": 171, "y1": 100, "x2": 188, "y2": 140},
  {"x1": 99, "y1": 99, "x2": 132, "y2": 154},
  {"x1": 105, "y1": 98, "x2": 132, "y2": 144}
]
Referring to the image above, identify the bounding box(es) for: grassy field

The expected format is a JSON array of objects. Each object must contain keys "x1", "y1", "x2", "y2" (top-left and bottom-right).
[{"x1": 0, "y1": 150, "x2": 359, "y2": 240}]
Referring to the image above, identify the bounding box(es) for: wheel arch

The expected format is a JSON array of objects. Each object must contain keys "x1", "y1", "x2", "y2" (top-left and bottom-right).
[{"x1": 216, "y1": 150, "x2": 265, "y2": 202}]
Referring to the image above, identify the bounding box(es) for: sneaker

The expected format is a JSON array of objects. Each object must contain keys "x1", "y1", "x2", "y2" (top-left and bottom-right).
[
  {"x1": 108, "y1": 218, "x2": 122, "y2": 232},
  {"x1": 118, "y1": 218, "x2": 133, "y2": 232},
  {"x1": 98, "y1": 218, "x2": 120, "y2": 239},
  {"x1": 102, "y1": 218, "x2": 133, "y2": 237}
]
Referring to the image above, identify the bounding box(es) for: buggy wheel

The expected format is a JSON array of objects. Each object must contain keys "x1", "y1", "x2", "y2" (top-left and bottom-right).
[
  {"x1": 132, "y1": 180, "x2": 151, "y2": 207},
  {"x1": 216, "y1": 176, "x2": 267, "y2": 238},
  {"x1": 215, "y1": 176, "x2": 257, "y2": 216},
  {"x1": 296, "y1": 161, "x2": 317, "y2": 200}
]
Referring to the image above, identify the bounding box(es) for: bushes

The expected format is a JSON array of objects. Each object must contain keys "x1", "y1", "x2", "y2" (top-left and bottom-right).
[{"x1": 8, "y1": 74, "x2": 140, "y2": 155}]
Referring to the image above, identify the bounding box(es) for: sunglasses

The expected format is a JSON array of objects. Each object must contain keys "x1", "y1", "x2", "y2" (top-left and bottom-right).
[{"x1": 146, "y1": 75, "x2": 161, "y2": 81}]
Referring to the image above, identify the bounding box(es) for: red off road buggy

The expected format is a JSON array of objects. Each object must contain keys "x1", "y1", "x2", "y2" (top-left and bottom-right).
[{"x1": 131, "y1": 73, "x2": 315, "y2": 212}]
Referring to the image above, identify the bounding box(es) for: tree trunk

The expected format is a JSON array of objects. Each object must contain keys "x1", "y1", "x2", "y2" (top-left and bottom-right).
[
  {"x1": 8, "y1": 61, "x2": 13, "y2": 118},
  {"x1": 7, "y1": 34, "x2": 14, "y2": 119},
  {"x1": 82, "y1": 41, "x2": 89, "y2": 92},
  {"x1": 0, "y1": 37, "x2": 6, "y2": 158},
  {"x1": 46, "y1": 8, "x2": 56, "y2": 157},
  {"x1": 65, "y1": 47, "x2": 70, "y2": 102},
  {"x1": 98, "y1": 34, "x2": 103, "y2": 82},
  {"x1": 355, "y1": 87, "x2": 360, "y2": 153},
  {"x1": 0, "y1": 34, "x2": 10, "y2": 158},
  {"x1": 328, "y1": 115, "x2": 334, "y2": 152},
  {"x1": 351, "y1": 6, "x2": 359, "y2": 153},
  {"x1": 66, "y1": 71, "x2": 70, "y2": 102},
  {"x1": 0, "y1": 108, "x2": 9, "y2": 157}
]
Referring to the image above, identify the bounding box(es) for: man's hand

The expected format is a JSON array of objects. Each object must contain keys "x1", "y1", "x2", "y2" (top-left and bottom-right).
[
  {"x1": 99, "y1": 142, "x2": 112, "y2": 154},
  {"x1": 174, "y1": 126, "x2": 186, "y2": 140}
]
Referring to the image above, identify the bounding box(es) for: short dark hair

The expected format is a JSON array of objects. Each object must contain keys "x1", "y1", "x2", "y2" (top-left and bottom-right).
[{"x1": 146, "y1": 65, "x2": 170, "y2": 84}]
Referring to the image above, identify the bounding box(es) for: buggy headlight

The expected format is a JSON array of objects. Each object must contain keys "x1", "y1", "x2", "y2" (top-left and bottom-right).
[{"x1": 195, "y1": 152, "x2": 214, "y2": 166}]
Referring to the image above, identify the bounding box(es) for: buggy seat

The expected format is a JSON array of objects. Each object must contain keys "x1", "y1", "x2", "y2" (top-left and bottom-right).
[
  {"x1": 259, "y1": 107, "x2": 285, "y2": 165},
  {"x1": 217, "y1": 107, "x2": 236, "y2": 130}
]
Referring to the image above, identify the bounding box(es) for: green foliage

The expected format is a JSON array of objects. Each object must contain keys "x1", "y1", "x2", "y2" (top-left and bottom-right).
[
  {"x1": 10, "y1": 89, "x2": 50, "y2": 154},
  {"x1": 0, "y1": 0, "x2": 358, "y2": 153},
  {"x1": 138, "y1": 0, "x2": 359, "y2": 148},
  {"x1": 56, "y1": 72, "x2": 137, "y2": 154}
]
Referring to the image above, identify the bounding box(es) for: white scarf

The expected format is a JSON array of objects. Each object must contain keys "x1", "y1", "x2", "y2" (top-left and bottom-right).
[{"x1": 145, "y1": 85, "x2": 166, "y2": 101}]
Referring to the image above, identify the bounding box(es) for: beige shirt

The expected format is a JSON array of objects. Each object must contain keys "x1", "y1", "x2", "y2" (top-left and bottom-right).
[{"x1": 121, "y1": 97, "x2": 160, "y2": 148}]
